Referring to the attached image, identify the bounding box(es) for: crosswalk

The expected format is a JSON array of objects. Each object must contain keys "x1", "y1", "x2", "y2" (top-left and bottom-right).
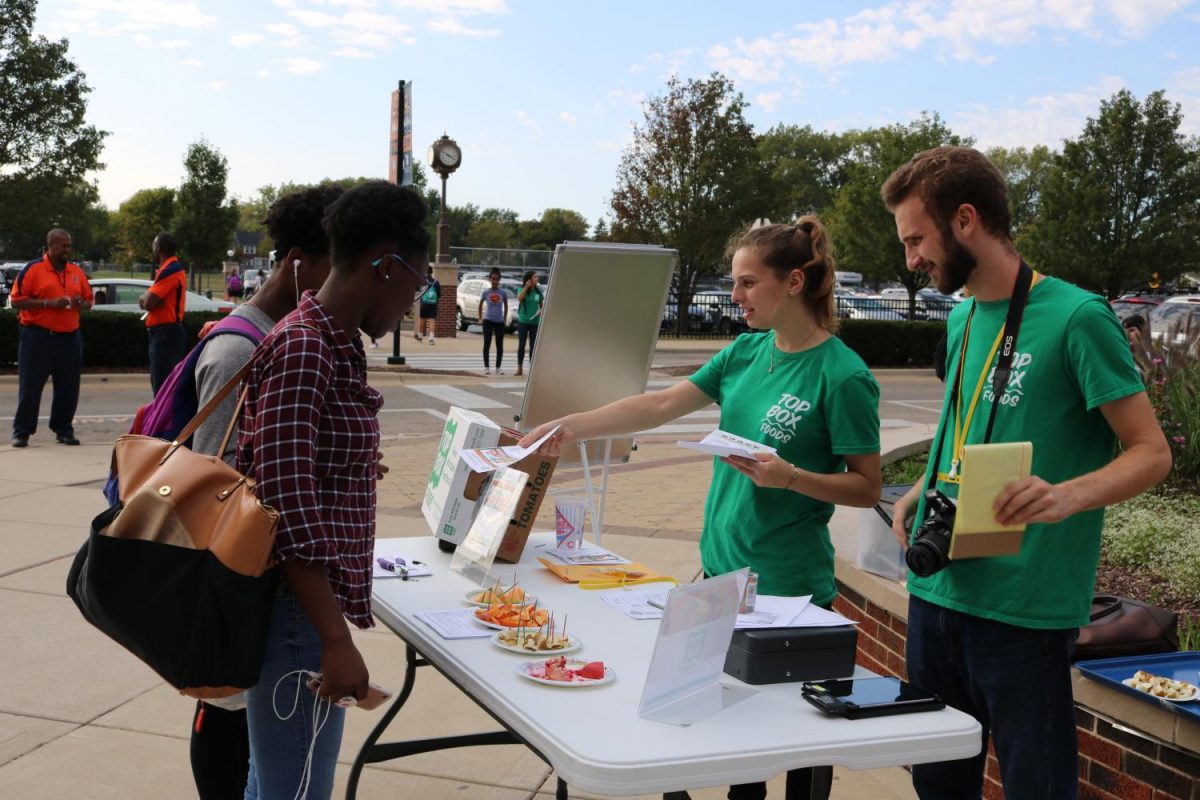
[{"x1": 367, "y1": 351, "x2": 687, "y2": 372}]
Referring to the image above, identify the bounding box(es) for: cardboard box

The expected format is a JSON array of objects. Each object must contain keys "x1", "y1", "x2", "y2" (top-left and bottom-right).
[
  {"x1": 464, "y1": 428, "x2": 558, "y2": 564},
  {"x1": 422, "y1": 407, "x2": 502, "y2": 546}
]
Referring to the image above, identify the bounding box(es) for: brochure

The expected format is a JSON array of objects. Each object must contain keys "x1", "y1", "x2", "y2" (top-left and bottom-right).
[
  {"x1": 459, "y1": 425, "x2": 560, "y2": 474},
  {"x1": 678, "y1": 430, "x2": 778, "y2": 460}
]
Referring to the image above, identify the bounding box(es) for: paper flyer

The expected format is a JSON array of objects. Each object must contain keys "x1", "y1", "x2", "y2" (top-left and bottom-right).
[
  {"x1": 460, "y1": 425, "x2": 560, "y2": 474},
  {"x1": 678, "y1": 430, "x2": 778, "y2": 460},
  {"x1": 450, "y1": 467, "x2": 529, "y2": 584}
]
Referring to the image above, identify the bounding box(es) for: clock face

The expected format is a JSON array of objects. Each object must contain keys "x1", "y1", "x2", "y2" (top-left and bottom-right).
[
  {"x1": 438, "y1": 146, "x2": 460, "y2": 167},
  {"x1": 426, "y1": 145, "x2": 437, "y2": 167}
]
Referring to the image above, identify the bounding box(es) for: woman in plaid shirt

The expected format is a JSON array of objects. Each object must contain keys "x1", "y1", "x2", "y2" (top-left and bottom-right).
[{"x1": 236, "y1": 181, "x2": 432, "y2": 800}]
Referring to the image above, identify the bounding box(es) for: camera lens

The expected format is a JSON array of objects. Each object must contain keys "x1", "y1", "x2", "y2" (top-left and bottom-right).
[{"x1": 905, "y1": 527, "x2": 951, "y2": 577}]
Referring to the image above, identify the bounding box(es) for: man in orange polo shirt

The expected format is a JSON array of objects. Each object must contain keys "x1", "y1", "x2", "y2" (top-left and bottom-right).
[
  {"x1": 138, "y1": 232, "x2": 188, "y2": 395},
  {"x1": 10, "y1": 228, "x2": 94, "y2": 447}
]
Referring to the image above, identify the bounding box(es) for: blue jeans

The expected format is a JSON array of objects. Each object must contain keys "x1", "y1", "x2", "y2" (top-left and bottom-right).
[
  {"x1": 244, "y1": 593, "x2": 345, "y2": 800},
  {"x1": 906, "y1": 595, "x2": 1079, "y2": 800},
  {"x1": 148, "y1": 323, "x2": 186, "y2": 396},
  {"x1": 15, "y1": 325, "x2": 81, "y2": 438}
]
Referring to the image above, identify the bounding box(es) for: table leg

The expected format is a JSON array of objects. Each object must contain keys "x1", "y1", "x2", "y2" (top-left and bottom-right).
[{"x1": 346, "y1": 644, "x2": 422, "y2": 799}]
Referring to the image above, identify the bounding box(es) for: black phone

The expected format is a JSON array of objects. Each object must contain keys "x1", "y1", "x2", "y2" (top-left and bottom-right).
[{"x1": 801, "y1": 677, "x2": 945, "y2": 719}]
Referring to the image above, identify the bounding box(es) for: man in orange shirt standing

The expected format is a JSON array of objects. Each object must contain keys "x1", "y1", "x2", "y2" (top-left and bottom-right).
[
  {"x1": 10, "y1": 228, "x2": 94, "y2": 448},
  {"x1": 139, "y1": 232, "x2": 188, "y2": 395}
]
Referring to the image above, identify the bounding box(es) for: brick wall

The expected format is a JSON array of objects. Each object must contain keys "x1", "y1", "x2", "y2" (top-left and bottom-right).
[
  {"x1": 833, "y1": 580, "x2": 1200, "y2": 800},
  {"x1": 436, "y1": 285, "x2": 457, "y2": 338}
]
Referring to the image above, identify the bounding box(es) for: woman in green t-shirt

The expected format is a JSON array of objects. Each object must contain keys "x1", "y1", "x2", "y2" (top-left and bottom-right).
[
  {"x1": 521, "y1": 217, "x2": 881, "y2": 800},
  {"x1": 515, "y1": 270, "x2": 543, "y2": 376}
]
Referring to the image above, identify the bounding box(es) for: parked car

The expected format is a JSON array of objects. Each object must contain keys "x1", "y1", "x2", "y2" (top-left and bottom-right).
[
  {"x1": 87, "y1": 279, "x2": 236, "y2": 314},
  {"x1": 835, "y1": 292, "x2": 907, "y2": 321},
  {"x1": 693, "y1": 291, "x2": 747, "y2": 335},
  {"x1": 456, "y1": 277, "x2": 519, "y2": 331},
  {"x1": 1149, "y1": 295, "x2": 1200, "y2": 346},
  {"x1": 878, "y1": 287, "x2": 960, "y2": 321},
  {"x1": 1110, "y1": 292, "x2": 1169, "y2": 322}
]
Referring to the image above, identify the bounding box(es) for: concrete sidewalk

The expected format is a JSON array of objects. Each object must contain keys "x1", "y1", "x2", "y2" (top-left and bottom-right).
[{"x1": 0, "y1": 403, "x2": 930, "y2": 799}]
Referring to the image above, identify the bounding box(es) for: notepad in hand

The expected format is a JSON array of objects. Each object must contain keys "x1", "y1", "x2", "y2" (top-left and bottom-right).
[{"x1": 949, "y1": 441, "x2": 1032, "y2": 560}]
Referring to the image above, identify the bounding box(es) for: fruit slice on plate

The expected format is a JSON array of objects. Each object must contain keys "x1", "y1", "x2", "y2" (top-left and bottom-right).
[{"x1": 519, "y1": 656, "x2": 614, "y2": 687}]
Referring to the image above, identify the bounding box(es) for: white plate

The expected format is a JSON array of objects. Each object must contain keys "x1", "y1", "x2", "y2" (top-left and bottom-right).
[
  {"x1": 463, "y1": 588, "x2": 537, "y2": 608},
  {"x1": 518, "y1": 658, "x2": 614, "y2": 687},
  {"x1": 1122, "y1": 677, "x2": 1198, "y2": 702},
  {"x1": 491, "y1": 631, "x2": 582, "y2": 656},
  {"x1": 472, "y1": 609, "x2": 551, "y2": 631}
]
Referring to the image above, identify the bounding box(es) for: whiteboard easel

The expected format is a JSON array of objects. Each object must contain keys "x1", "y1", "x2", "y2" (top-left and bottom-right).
[{"x1": 514, "y1": 242, "x2": 678, "y2": 546}]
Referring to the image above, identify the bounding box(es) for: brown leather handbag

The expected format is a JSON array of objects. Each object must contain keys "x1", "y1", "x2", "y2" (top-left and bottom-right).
[
  {"x1": 67, "y1": 361, "x2": 280, "y2": 699},
  {"x1": 1073, "y1": 595, "x2": 1179, "y2": 662}
]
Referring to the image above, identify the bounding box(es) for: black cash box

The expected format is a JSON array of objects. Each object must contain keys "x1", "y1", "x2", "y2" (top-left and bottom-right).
[{"x1": 723, "y1": 626, "x2": 858, "y2": 685}]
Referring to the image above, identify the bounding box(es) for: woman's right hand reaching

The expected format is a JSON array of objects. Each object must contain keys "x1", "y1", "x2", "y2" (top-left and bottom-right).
[{"x1": 519, "y1": 419, "x2": 577, "y2": 456}]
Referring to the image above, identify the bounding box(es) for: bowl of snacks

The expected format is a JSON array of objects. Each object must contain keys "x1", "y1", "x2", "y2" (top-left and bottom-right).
[
  {"x1": 464, "y1": 584, "x2": 535, "y2": 608},
  {"x1": 1122, "y1": 670, "x2": 1198, "y2": 702},
  {"x1": 519, "y1": 656, "x2": 613, "y2": 687},
  {"x1": 474, "y1": 603, "x2": 550, "y2": 630}
]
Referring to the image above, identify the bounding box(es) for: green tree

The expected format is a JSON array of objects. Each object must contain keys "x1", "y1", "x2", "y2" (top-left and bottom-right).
[
  {"x1": 985, "y1": 144, "x2": 1056, "y2": 246},
  {"x1": 757, "y1": 124, "x2": 854, "y2": 222},
  {"x1": 465, "y1": 217, "x2": 516, "y2": 249},
  {"x1": 593, "y1": 218, "x2": 611, "y2": 241},
  {"x1": 826, "y1": 114, "x2": 969, "y2": 312},
  {"x1": 519, "y1": 208, "x2": 589, "y2": 249},
  {"x1": 610, "y1": 73, "x2": 765, "y2": 329},
  {"x1": 112, "y1": 187, "x2": 175, "y2": 267},
  {"x1": 173, "y1": 139, "x2": 238, "y2": 277},
  {"x1": 0, "y1": 0, "x2": 107, "y2": 258},
  {"x1": 1023, "y1": 89, "x2": 1200, "y2": 296}
]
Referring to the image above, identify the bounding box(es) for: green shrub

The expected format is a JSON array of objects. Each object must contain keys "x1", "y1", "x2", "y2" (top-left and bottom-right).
[
  {"x1": 1131, "y1": 329, "x2": 1200, "y2": 489},
  {"x1": 1102, "y1": 491, "x2": 1200, "y2": 601},
  {"x1": 0, "y1": 310, "x2": 225, "y2": 369},
  {"x1": 836, "y1": 319, "x2": 946, "y2": 368}
]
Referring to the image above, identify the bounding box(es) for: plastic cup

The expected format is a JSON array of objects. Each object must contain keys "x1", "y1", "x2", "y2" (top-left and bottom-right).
[{"x1": 554, "y1": 497, "x2": 588, "y2": 551}]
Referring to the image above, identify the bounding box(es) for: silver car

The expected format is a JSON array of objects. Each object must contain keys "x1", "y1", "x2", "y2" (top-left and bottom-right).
[
  {"x1": 456, "y1": 278, "x2": 519, "y2": 331},
  {"x1": 88, "y1": 279, "x2": 236, "y2": 315}
]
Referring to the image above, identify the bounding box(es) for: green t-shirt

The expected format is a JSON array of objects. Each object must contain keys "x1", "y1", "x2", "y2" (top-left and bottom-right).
[
  {"x1": 908, "y1": 275, "x2": 1144, "y2": 629},
  {"x1": 518, "y1": 287, "x2": 543, "y2": 324},
  {"x1": 689, "y1": 333, "x2": 880, "y2": 604}
]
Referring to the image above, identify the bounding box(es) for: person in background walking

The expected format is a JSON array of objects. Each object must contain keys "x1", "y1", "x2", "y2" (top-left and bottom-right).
[
  {"x1": 515, "y1": 270, "x2": 543, "y2": 376},
  {"x1": 478, "y1": 267, "x2": 508, "y2": 374},
  {"x1": 415, "y1": 264, "x2": 440, "y2": 344},
  {"x1": 139, "y1": 233, "x2": 188, "y2": 395},
  {"x1": 9, "y1": 228, "x2": 93, "y2": 447}
]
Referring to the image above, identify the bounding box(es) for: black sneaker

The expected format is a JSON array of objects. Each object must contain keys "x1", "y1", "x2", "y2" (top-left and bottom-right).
[
  {"x1": 55, "y1": 434, "x2": 80, "y2": 446},
  {"x1": 11, "y1": 434, "x2": 28, "y2": 448}
]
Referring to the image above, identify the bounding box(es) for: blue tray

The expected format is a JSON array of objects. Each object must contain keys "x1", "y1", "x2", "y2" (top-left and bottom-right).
[{"x1": 1076, "y1": 651, "x2": 1200, "y2": 721}]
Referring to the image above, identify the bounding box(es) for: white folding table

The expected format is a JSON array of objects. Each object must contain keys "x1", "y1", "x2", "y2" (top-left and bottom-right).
[{"x1": 352, "y1": 533, "x2": 981, "y2": 799}]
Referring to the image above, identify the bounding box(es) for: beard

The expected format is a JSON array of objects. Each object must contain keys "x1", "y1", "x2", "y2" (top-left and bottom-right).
[{"x1": 933, "y1": 229, "x2": 977, "y2": 294}]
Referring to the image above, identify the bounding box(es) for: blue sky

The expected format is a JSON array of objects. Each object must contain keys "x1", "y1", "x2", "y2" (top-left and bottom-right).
[{"x1": 37, "y1": 0, "x2": 1200, "y2": 227}]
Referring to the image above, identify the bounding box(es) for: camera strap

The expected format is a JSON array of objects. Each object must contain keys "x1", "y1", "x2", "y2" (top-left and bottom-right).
[{"x1": 926, "y1": 261, "x2": 1035, "y2": 492}]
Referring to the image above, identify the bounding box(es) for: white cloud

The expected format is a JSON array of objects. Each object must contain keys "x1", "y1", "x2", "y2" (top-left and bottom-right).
[
  {"x1": 755, "y1": 91, "x2": 783, "y2": 112},
  {"x1": 266, "y1": 22, "x2": 299, "y2": 36},
  {"x1": 1102, "y1": 0, "x2": 1190, "y2": 37},
  {"x1": 229, "y1": 33, "x2": 263, "y2": 46},
  {"x1": 705, "y1": 0, "x2": 1192, "y2": 80},
  {"x1": 428, "y1": 17, "x2": 500, "y2": 37},
  {"x1": 288, "y1": 7, "x2": 414, "y2": 49},
  {"x1": 390, "y1": 0, "x2": 509, "y2": 15},
  {"x1": 257, "y1": 69, "x2": 273, "y2": 78},
  {"x1": 952, "y1": 75, "x2": 1128, "y2": 150},
  {"x1": 628, "y1": 63, "x2": 645, "y2": 75},
  {"x1": 282, "y1": 57, "x2": 324, "y2": 74},
  {"x1": 332, "y1": 47, "x2": 375, "y2": 58},
  {"x1": 51, "y1": 0, "x2": 218, "y2": 37},
  {"x1": 158, "y1": 38, "x2": 190, "y2": 49},
  {"x1": 175, "y1": 57, "x2": 202, "y2": 67},
  {"x1": 205, "y1": 80, "x2": 230, "y2": 91},
  {"x1": 559, "y1": 111, "x2": 577, "y2": 127},
  {"x1": 1167, "y1": 65, "x2": 1200, "y2": 136},
  {"x1": 515, "y1": 110, "x2": 541, "y2": 139}
]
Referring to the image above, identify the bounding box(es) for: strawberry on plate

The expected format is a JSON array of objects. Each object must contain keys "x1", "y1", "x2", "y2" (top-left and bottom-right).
[{"x1": 578, "y1": 661, "x2": 605, "y2": 680}]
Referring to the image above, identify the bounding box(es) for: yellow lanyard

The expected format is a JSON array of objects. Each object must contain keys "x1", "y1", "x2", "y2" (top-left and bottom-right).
[{"x1": 940, "y1": 273, "x2": 1039, "y2": 484}]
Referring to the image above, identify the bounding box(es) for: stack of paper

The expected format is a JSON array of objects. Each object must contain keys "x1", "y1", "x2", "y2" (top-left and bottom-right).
[{"x1": 598, "y1": 587, "x2": 857, "y2": 629}]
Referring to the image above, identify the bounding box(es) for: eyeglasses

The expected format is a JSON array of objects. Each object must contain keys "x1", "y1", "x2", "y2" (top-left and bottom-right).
[{"x1": 371, "y1": 253, "x2": 433, "y2": 300}]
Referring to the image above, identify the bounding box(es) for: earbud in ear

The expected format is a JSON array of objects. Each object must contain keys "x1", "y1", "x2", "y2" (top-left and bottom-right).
[{"x1": 293, "y1": 259, "x2": 301, "y2": 268}]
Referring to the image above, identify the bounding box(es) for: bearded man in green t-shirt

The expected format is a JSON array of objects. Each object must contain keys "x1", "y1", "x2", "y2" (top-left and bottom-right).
[{"x1": 884, "y1": 146, "x2": 1171, "y2": 800}]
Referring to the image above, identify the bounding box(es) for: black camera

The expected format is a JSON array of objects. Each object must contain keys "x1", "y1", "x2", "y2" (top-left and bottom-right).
[{"x1": 905, "y1": 489, "x2": 957, "y2": 578}]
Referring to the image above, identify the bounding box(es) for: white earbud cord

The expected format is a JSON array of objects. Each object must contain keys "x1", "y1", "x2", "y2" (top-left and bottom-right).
[{"x1": 271, "y1": 669, "x2": 333, "y2": 800}]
